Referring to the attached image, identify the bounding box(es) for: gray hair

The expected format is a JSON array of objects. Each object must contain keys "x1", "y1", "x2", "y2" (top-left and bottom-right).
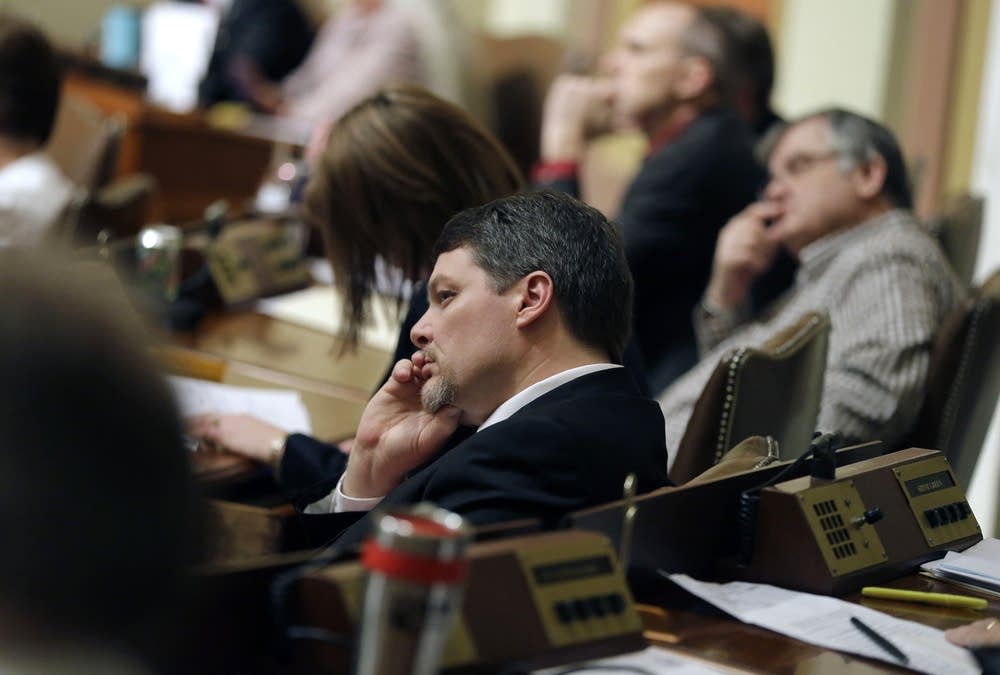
[
  {"x1": 680, "y1": 6, "x2": 739, "y2": 104},
  {"x1": 763, "y1": 108, "x2": 914, "y2": 209}
]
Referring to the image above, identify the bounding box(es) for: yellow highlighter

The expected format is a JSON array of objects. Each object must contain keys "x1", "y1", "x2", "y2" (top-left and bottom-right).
[{"x1": 862, "y1": 586, "x2": 988, "y2": 610}]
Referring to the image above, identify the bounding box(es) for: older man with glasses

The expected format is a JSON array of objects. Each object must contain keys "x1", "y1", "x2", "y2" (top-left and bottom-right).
[{"x1": 657, "y1": 108, "x2": 965, "y2": 460}]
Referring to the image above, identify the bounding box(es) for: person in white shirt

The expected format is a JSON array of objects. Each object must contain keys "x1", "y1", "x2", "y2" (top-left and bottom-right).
[
  {"x1": 235, "y1": 0, "x2": 425, "y2": 129},
  {"x1": 0, "y1": 17, "x2": 74, "y2": 247}
]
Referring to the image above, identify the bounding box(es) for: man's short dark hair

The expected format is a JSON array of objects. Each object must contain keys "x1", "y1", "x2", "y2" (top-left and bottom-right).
[
  {"x1": 434, "y1": 190, "x2": 634, "y2": 362},
  {"x1": 0, "y1": 17, "x2": 62, "y2": 144}
]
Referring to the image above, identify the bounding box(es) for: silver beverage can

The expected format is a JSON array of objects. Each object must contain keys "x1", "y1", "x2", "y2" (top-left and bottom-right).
[
  {"x1": 135, "y1": 224, "x2": 182, "y2": 301},
  {"x1": 355, "y1": 504, "x2": 471, "y2": 675}
]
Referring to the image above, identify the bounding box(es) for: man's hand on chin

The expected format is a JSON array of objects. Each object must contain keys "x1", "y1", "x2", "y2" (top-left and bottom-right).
[
  {"x1": 343, "y1": 357, "x2": 462, "y2": 498},
  {"x1": 541, "y1": 75, "x2": 615, "y2": 162},
  {"x1": 705, "y1": 201, "x2": 785, "y2": 311}
]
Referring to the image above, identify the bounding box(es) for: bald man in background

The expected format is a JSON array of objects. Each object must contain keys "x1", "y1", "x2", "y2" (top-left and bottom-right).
[{"x1": 536, "y1": 1, "x2": 768, "y2": 392}]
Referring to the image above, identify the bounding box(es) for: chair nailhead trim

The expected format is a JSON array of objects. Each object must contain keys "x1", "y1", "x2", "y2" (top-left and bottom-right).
[{"x1": 715, "y1": 348, "x2": 748, "y2": 463}]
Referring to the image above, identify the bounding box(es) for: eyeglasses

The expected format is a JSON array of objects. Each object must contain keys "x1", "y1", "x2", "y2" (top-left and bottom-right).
[{"x1": 768, "y1": 150, "x2": 840, "y2": 183}]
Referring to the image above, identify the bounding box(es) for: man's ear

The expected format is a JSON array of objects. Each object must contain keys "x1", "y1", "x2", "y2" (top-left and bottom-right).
[
  {"x1": 675, "y1": 55, "x2": 715, "y2": 101},
  {"x1": 514, "y1": 271, "x2": 554, "y2": 329},
  {"x1": 851, "y1": 154, "x2": 888, "y2": 201}
]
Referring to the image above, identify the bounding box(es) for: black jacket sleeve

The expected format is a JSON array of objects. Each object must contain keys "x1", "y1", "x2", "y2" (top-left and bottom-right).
[{"x1": 279, "y1": 433, "x2": 348, "y2": 492}]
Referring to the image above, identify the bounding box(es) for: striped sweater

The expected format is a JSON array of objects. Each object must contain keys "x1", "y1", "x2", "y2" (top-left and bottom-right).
[{"x1": 657, "y1": 209, "x2": 966, "y2": 464}]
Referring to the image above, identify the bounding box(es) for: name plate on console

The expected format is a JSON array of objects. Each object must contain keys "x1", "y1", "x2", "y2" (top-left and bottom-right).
[{"x1": 207, "y1": 219, "x2": 310, "y2": 305}]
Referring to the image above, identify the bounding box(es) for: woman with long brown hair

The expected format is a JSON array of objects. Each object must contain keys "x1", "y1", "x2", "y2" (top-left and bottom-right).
[{"x1": 307, "y1": 85, "x2": 523, "y2": 349}]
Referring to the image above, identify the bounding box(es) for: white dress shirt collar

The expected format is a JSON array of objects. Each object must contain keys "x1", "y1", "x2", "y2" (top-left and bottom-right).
[{"x1": 477, "y1": 363, "x2": 621, "y2": 432}]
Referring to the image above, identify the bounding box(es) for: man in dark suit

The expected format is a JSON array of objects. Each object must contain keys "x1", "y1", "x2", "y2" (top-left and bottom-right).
[
  {"x1": 294, "y1": 190, "x2": 669, "y2": 547},
  {"x1": 535, "y1": 1, "x2": 769, "y2": 392}
]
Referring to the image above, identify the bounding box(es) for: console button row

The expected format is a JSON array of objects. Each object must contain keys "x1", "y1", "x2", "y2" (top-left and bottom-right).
[
  {"x1": 925, "y1": 501, "x2": 971, "y2": 527},
  {"x1": 554, "y1": 593, "x2": 626, "y2": 623}
]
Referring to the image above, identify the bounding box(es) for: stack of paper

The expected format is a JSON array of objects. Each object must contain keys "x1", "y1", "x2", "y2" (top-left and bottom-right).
[
  {"x1": 168, "y1": 375, "x2": 312, "y2": 433},
  {"x1": 921, "y1": 537, "x2": 1000, "y2": 596},
  {"x1": 665, "y1": 573, "x2": 979, "y2": 674}
]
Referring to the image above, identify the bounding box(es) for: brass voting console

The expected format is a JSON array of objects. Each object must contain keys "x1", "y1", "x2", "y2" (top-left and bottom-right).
[
  {"x1": 294, "y1": 530, "x2": 645, "y2": 673},
  {"x1": 729, "y1": 447, "x2": 982, "y2": 594},
  {"x1": 568, "y1": 445, "x2": 982, "y2": 598}
]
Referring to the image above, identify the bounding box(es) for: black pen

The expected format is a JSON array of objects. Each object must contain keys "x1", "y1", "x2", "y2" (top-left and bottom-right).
[{"x1": 851, "y1": 616, "x2": 908, "y2": 665}]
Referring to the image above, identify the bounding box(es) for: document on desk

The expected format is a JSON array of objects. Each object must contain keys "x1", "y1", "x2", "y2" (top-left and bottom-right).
[
  {"x1": 665, "y1": 573, "x2": 979, "y2": 675},
  {"x1": 168, "y1": 376, "x2": 312, "y2": 433},
  {"x1": 921, "y1": 537, "x2": 1000, "y2": 595},
  {"x1": 256, "y1": 285, "x2": 402, "y2": 353},
  {"x1": 533, "y1": 646, "x2": 730, "y2": 674}
]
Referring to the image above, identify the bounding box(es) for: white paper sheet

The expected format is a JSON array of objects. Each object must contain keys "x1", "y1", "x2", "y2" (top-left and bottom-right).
[
  {"x1": 921, "y1": 537, "x2": 1000, "y2": 593},
  {"x1": 665, "y1": 573, "x2": 979, "y2": 675},
  {"x1": 304, "y1": 257, "x2": 413, "y2": 299},
  {"x1": 533, "y1": 646, "x2": 730, "y2": 674},
  {"x1": 255, "y1": 285, "x2": 402, "y2": 353},
  {"x1": 168, "y1": 375, "x2": 312, "y2": 433}
]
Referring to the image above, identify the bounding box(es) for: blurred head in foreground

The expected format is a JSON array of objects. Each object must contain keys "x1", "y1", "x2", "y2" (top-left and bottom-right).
[{"x1": 0, "y1": 251, "x2": 203, "y2": 668}]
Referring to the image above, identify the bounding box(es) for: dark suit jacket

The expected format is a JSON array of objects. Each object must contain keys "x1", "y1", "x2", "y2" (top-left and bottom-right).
[
  {"x1": 539, "y1": 107, "x2": 769, "y2": 391},
  {"x1": 291, "y1": 367, "x2": 670, "y2": 549},
  {"x1": 279, "y1": 285, "x2": 652, "y2": 491}
]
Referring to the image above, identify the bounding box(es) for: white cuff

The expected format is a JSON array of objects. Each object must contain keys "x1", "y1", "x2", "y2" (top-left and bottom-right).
[
  {"x1": 303, "y1": 475, "x2": 384, "y2": 514},
  {"x1": 335, "y1": 475, "x2": 384, "y2": 512}
]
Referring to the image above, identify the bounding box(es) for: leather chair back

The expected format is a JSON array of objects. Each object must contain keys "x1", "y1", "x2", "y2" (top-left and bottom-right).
[
  {"x1": 907, "y1": 268, "x2": 1000, "y2": 487},
  {"x1": 926, "y1": 193, "x2": 984, "y2": 288},
  {"x1": 45, "y1": 95, "x2": 158, "y2": 245},
  {"x1": 670, "y1": 312, "x2": 830, "y2": 485},
  {"x1": 47, "y1": 94, "x2": 126, "y2": 191}
]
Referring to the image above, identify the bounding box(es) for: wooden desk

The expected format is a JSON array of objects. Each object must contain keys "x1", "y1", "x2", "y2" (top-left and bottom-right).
[
  {"x1": 638, "y1": 573, "x2": 996, "y2": 673},
  {"x1": 174, "y1": 311, "x2": 393, "y2": 402}
]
